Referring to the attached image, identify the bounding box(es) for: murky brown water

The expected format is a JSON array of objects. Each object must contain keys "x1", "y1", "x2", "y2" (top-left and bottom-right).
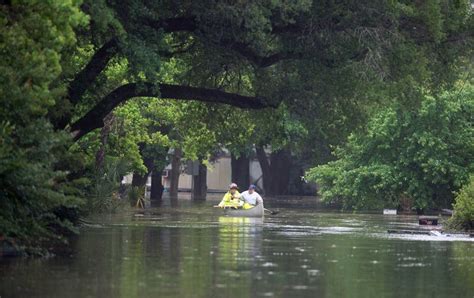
[{"x1": 1, "y1": 199, "x2": 473, "y2": 298}]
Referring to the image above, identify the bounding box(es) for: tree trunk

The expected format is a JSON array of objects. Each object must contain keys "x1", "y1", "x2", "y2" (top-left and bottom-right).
[
  {"x1": 231, "y1": 153, "x2": 250, "y2": 189},
  {"x1": 256, "y1": 146, "x2": 272, "y2": 195},
  {"x1": 256, "y1": 146, "x2": 291, "y2": 196},
  {"x1": 150, "y1": 169, "x2": 164, "y2": 204},
  {"x1": 169, "y1": 148, "x2": 182, "y2": 200},
  {"x1": 149, "y1": 146, "x2": 169, "y2": 204},
  {"x1": 131, "y1": 169, "x2": 150, "y2": 188},
  {"x1": 269, "y1": 149, "x2": 292, "y2": 195},
  {"x1": 131, "y1": 157, "x2": 153, "y2": 207},
  {"x1": 131, "y1": 152, "x2": 154, "y2": 188},
  {"x1": 94, "y1": 113, "x2": 115, "y2": 170},
  {"x1": 191, "y1": 162, "x2": 207, "y2": 201}
]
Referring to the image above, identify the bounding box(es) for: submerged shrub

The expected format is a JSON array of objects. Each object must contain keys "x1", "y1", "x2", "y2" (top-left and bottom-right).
[
  {"x1": 307, "y1": 87, "x2": 474, "y2": 210},
  {"x1": 449, "y1": 177, "x2": 474, "y2": 230},
  {"x1": 128, "y1": 186, "x2": 146, "y2": 207},
  {"x1": 85, "y1": 158, "x2": 130, "y2": 213}
]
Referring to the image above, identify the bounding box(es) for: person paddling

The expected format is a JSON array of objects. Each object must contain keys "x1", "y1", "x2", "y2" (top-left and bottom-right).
[
  {"x1": 218, "y1": 183, "x2": 243, "y2": 209},
  {"x1": 240, "y1": 184, "x2": 263, "y2": 209}
]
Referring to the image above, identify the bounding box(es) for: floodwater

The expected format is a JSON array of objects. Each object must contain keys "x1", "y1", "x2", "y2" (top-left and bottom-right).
[{"x1": 1, "y1": 199, "x2": 473, "y2": 298}]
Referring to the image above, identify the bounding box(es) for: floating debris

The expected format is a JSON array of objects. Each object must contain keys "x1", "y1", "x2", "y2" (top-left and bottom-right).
[{"x1": 383, "y1": 209, "x2": 397, "y2": 215}]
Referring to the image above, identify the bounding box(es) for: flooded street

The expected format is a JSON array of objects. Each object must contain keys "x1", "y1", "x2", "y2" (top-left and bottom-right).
[{"x1": 1, "y1": 200, "x2": 473, "y2": 298}]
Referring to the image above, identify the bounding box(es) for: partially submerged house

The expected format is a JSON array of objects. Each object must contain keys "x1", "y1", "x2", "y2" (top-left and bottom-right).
[{"x1": 122, "y1": 151, "x2": 264, "y2": 194}]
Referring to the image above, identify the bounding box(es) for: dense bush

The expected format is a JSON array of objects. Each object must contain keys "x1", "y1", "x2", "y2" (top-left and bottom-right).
[
  {"x1": 0, "y1": 120, "x2": 84, "y2": 254},
  {"x1": 307, "y1": 87, "x2": 474, "y2": 210},
  {"x1": 449, "y1": 177, "x2": 474, "y2": 230},
  {"x1": 0, "y1": 2, "x2": 87, "y2": 254}
]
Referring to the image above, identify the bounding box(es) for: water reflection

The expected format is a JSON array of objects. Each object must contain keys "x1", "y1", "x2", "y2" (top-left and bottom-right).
[
  {"x1": 213, "y1": 217, "x2": 264, "y2": 296},
  {"x1": 0, "y1": 206, "x2": 473, "y2": 298},
  {"x1": 217, "y1": 217, "x2": 263, "y2": 263}
]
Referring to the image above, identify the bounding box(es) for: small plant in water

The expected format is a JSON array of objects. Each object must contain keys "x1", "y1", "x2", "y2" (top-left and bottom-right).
[
  {"x1": 87, "y1": 158, "x2": 129, "y2": 213},
  {"x1": 128, "y1": 186, "x2": 146, "y2": 208}
]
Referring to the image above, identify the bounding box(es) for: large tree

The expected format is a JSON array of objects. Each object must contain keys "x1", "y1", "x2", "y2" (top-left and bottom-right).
[{"x1": 57, "y1": 0, "x2": 473, "y2": 141}]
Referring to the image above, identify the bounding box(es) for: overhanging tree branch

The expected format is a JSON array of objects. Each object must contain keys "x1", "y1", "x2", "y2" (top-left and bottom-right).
[
  {"x1": 67, "y1": 37, "x2": 119, "y2": 106},
  {"x1": 143, "y1": 16, "x2": 295, "y2": 68},
  {"x1": 67, "y1": 16, "x2": 197, "y2": 108},
  {"x1": 70, "y1": 83, "x2": 273, "y2": 140}
]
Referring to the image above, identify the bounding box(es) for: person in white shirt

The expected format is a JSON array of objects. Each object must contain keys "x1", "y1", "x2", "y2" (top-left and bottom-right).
[{"x1": 240, "y1": 184, "x2": 263, "y2": 209}]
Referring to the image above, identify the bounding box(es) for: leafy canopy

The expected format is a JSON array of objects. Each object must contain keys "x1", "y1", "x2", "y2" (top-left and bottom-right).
[{"x1": 307, "y1": 85, "x2": 474, "y2": 210}]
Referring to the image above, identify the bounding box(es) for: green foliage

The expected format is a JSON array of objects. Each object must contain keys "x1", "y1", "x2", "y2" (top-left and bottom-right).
[
  {"x1": 449, "y1": 176, "x2": 474, "y2": 230},
  {"x1": 0, "y1": 1, "x2": 87, "y2": 253},
  {"x1": 85, "y1": 157, "x2": 129, "y2": 213},
  {"x1": 171, "y1": 103, "x2": 257, "y2": 160},
  {"x1": 253, "y1": 104, "x2": 308, "y2": 152},
  {"x1": 307, "y1": 86, "x2": 474, "y2": 210},
  {"x1": 72, "y1": 0, "x2": 473, "y2": 171},
  {"x1": 128, "y1": 186, "x2": 145, "y2": 206},
  {"x1": 0, "y1": 120, "x2": 83, "y2": 253},
  {"x1": 0, "y1": 0, "x2": 87, "y2": 122}
]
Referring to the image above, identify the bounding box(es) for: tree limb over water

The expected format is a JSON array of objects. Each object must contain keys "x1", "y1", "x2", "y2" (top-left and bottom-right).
[{"x1": 70, "y1": 83, "x2": 272, "y2": 140}]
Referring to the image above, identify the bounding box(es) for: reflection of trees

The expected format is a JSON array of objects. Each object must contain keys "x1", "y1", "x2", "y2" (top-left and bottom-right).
[
  {"x1": 119, "y1": 226, "x2": 144, "y2": 298},
  {"x1": 451, "y1": 242, "x2": 474, "y2": 294},
  {"x1": 85, "y1": 219, "x2": 265, "y2": 297},
  {"x1": 77, "y1": 226, "x2": 182, "y2": 297},
  {"x1": 4, "y1": 220, "x2": 474, "y2": 297},
  {"x1": 174, "y1": 225, "x2": 215, "y2": 297},
  {"x1": 319, "y1": 236, "x2": 474, "y2": 297},
  {"x1": 116, "y1": 224, "x2": 215, "y2": 297},
  {"x1": 70, "y1": 227, "x2": 126, "y2": 297}
]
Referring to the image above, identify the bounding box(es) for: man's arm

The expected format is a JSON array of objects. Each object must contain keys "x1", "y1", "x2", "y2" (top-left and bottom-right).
[
  {"x1": 256, "y1": 193, "x2": 263, "y2": 205},
  {"x1": 238, "y1": 191, "x2": 247, "y2": 202}
]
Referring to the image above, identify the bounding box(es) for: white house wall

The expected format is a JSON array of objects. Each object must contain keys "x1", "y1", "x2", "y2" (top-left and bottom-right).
[{"x1": 164, "y1": 157, "x2": 263, "y2": 192}]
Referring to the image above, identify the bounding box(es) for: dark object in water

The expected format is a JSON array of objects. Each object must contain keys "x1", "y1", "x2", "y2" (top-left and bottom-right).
[
  {"x1": 419, "y1": 216, "x2": 438, "y2": 225},
  {"x1": 0, "y1": 240, "x2": 22, "y2": 257}
]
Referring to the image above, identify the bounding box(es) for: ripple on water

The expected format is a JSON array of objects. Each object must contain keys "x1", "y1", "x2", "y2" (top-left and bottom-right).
[
  {"x1": 292, "y1": 285, "x2": 309, "y2": 290},
  {"x1": 307, "y1": 269, "x2": 320, "y2": 276},
  {"x1": 261, "y1": 262, "x2": 278, "y2": 268},
  {"x1": 275, "y1": 225, "x2": 363, "y2": 238},
  {"x1": 398, "y1": 262, "x2": 430, "y2": 268},
  {"x1": 375, "y1": 232, "x2": 474, "y2": 242}
]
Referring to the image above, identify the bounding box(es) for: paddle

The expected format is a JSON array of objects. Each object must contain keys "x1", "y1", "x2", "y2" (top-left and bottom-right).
[{"x1": 264, "y1": 208, "x2": 279, "y2": 215}]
